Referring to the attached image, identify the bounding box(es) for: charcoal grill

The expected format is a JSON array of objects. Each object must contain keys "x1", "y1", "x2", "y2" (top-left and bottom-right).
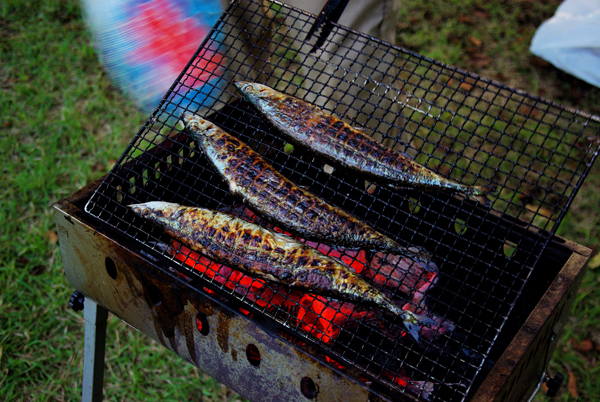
[{"x1": 54, "y1": 1, "x2": 599, "y2": 401}]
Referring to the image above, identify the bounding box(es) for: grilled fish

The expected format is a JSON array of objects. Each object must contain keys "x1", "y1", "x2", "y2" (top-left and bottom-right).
[
  {"x1": 234, "y1": 82, "x2": 496, "y2": 206},
  {"x1": 129, "y1": 201, "x2": 434, "y2": 341},
  {"x1": 181, "y1": 112, "x2": 435, "y2": 270}
]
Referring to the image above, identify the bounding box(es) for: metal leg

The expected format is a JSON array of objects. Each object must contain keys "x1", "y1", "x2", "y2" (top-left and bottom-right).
[{"x1": 82, "y1": 297, "x2": 109, "y2": 402}]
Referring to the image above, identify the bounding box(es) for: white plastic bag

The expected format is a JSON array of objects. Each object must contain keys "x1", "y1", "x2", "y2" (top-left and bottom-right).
[{"x1": 530, "y1": 0, "x2": 600, "y2": 88}]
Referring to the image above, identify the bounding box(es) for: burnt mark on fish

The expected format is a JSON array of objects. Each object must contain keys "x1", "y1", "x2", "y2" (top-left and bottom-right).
[
  {"x1": 324, "y1": 127, "x2": 338, "y2": 140},
  {"x1": 337, "y1": 128, "x2": 350, "y2": 142},
  {"x1": 251, "y1": 235, "x2": 262, "y2": 248},
  {"x1": 253, "y1": 160, "x2": 266, "y2": 171},
  {"x1": 227, "y1": 158, "x2": 238, "y2": 169},
  {"x1": 275, "y1": 184, "x2": 291, "y2": 198},
  {"x1": 294, "y1": 269, "x2": 333, "y2": 291},
  {"x1": 347, "y1": 137, "x2": 360, "y2": 148},
  {"x1": 358, "y1": 143, "x2": 371, "y2": 154},
  {"x1": 296, "y1": 255, "x2": 310, "y2": 266},
  {"x1": 207, "y1": 226, "x2": 217, "y2": 237},
  {"x1": 241, "y1": 231, "x2": 253, "y2": 242},
  {"x1": 332, "y1": 120, "x2": 344, "y2": 130}
]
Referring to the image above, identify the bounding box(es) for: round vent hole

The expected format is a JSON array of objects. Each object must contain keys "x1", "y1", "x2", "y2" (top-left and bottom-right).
[{"x1": 246, "y1": 344, "x2": 261, "y2": 367}]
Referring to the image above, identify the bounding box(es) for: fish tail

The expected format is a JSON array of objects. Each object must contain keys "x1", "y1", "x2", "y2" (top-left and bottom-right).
[
  {"x1": 401, "y1": 246, "x2": 438, "y2": 273},
  {"x1": 465, "y1": 184, "x2": 496, "y2": 207},
  {"x1": 401, "y1": 311, "x2": 437, "y2": 342}
]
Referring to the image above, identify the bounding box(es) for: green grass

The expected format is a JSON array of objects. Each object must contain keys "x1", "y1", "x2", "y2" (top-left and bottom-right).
[
  {"x1": 0, "y1": 1, "x2": 244, "y2": 400},
  {"x1": 1, "y1": 0, "x2": 599, "y2": 401}
]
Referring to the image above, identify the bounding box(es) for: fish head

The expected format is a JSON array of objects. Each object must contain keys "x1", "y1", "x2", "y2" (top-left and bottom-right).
[
  {"x1": 234, "y1": 81, "x2": 273, "y2": 107},
  {"x1": 129, "y1": 201, "x2": 182, "y2": 224},
  {"x1": 180, "y1": 112, "x2": 216, "y2": 140}
]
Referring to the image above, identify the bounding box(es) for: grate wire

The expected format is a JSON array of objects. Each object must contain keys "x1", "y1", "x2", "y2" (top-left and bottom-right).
[{"x1": 85, "y1": 1, "x2": 600, "y2": 401}]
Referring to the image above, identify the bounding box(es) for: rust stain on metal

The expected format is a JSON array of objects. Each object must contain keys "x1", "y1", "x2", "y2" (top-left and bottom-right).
[
  {"x1": 184, "y1": 306, "x2": 198, "y2": 364},
  {"x1": 217, "y1": 312, "x2": 232, "y2": 353},
  {"x1": 231, "y1": 348, "x2": 238, "y2": 362},
  {"x1": 110, "y1": 243, "x2": 219, "y2": 356},
  {"x1": 196, "y1": 301, "x2": 215, "y2": 317}
]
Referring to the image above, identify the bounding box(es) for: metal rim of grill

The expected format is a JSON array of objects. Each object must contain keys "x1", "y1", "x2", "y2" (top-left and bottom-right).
[{"x1": 84, "y1": 1, "x2": 600, "y2": 401}]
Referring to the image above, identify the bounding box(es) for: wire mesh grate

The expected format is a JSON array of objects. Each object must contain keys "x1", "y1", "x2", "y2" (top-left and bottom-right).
[{"x1": 85, "y1": 1, "x2": 599, "y2": 401}]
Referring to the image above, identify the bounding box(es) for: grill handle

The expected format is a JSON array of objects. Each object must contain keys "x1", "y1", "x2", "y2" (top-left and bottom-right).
[
  {"x1": 306, "y1": 0, "x2": 350, "y2": 52},
  {"x1": 545, "y1": 372, "x2": 564, "y2": 397}
]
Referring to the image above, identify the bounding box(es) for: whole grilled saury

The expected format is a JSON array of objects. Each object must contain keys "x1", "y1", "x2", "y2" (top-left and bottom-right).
[
  {"x1": 181, "y1": 112, "x2": 435, "y2": 270},
  {"x1": 129, "y1": 201, "x2": 433, "y2": 341},
  {"x1": 235, "y1": 82, "x2": 496, "y2": 206}
]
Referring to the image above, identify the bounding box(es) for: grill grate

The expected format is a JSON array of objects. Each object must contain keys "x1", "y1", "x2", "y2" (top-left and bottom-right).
[{"x1": 85, "y1": 1, "x2": 600, "y2": 401}]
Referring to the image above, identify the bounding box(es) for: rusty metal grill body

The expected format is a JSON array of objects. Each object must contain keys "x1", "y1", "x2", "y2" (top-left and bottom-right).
[
  {"x1": 56, "y1": 184, "x2": 589, "y2": 402},
  {"x1": 78, "y1": 1, "x2": 600, "y2": 401}
]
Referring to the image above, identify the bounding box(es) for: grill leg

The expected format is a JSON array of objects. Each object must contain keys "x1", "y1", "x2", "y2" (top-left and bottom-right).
[{"x1": 82, "y1": 297, "x2": 108, "y2": 402}]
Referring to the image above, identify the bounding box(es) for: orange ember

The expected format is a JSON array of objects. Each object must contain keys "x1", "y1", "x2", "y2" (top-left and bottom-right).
[
  {"x1": 325, "y1": 355, "x2": 346, "y2": 370},
  {"x1": 382, "y1": 369, "x2": 409, "y2": 388}
]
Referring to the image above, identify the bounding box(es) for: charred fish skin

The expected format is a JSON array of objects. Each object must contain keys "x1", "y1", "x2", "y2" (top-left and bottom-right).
[
  {"x1": 129, "y1": 201, "x2": 432, "y2": 341},
  {"x1": 181, "y1": 112, "x2": 435, "y2": 270},
  {"x1": 234, "y1": 81, "x2": 496, "y2": 206}
]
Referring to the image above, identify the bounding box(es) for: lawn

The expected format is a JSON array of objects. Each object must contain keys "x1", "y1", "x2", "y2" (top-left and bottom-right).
[{"x1": 1, "y1": 0, "x2": 598, "y2": 401}]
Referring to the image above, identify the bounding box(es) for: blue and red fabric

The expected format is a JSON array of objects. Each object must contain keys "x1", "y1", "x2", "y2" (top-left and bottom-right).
[{"x1": 82, "y1": 0, "x2": 226, "y2": 117}]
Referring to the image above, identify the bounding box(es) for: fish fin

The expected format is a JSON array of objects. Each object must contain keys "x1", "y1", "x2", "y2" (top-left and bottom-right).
[
  {"x1": 414, "y1": 313, "x2": 437, "y2": 328},
  {"x1": 388, "y1": 184, "x2": 416, "y2": 192},
  {"x1": 403, "y1": 320, "x2": 420, "y2": 342},
  {"x1": 403, "y1": 312, "x2": 436, "y2": 342},
  {"x1": 412, "y1": 257, "x2": 439, "y2": 274},
  {"x1": 403, "y1": 246, "x2": 438, "y2": 273},
  {"x1": 363, "y1": 249, "x2": 374, "y2": 263},
  {"x1": 467, "y1": 185, "x2": 497, "y2": 207},
  {"x1": 147, "y1": 240, "x2": 171, "y2": 253}
]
